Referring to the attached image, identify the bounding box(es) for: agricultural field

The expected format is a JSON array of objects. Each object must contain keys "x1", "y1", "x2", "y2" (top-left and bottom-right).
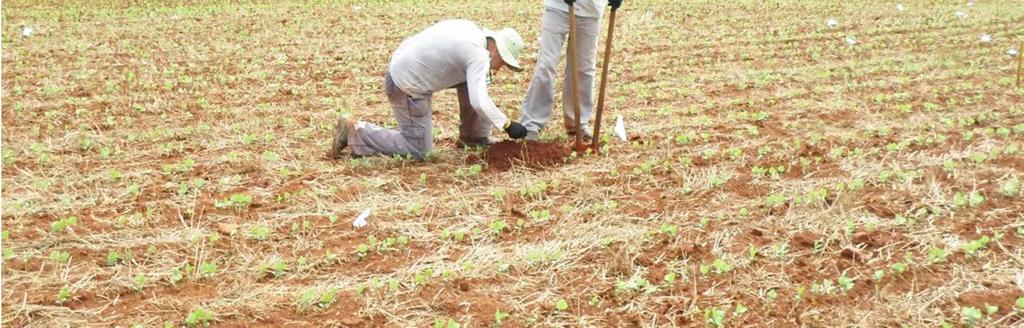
[{"x1": 3, "y1": 0, "x2": 1024, "y2": 326}]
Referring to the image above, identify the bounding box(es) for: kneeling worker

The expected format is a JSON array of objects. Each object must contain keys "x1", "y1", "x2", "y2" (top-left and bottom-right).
[{"x1": 330, "y1": 19, "x2": 528, "y2": 160}]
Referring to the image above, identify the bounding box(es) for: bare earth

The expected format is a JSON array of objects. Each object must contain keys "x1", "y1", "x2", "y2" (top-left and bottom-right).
[{"x1": 2, "y1": 0, "x2": 1024, "y2": 327}]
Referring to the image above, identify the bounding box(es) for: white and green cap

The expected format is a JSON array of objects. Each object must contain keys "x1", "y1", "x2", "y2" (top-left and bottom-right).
[{"x1": 484, "y1": 27, "x2": 524, "y2": 72}]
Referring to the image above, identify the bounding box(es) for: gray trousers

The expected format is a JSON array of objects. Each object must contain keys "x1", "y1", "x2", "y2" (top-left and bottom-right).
[
  {"x1": 348, "y1": 72, "x2": 491, "y2": 160},
  {"x1": 520, "y1": 8, "x2": 601, "y2": 133}
]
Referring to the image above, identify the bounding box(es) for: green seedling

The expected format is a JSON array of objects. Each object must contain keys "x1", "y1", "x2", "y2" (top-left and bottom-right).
[
  {"x1": 962, "y1": 236, "x2": 990, "y2": 256},
  {"x1": 495, "y1": 309, "x2": 510, "y2": 324},
  {"x1": 953, "y1": 191, "x2": 985, "y2": 208},
  {"x1": 659, "y1": 223, "x2": 679, "y2": 236},
  {"x1": 1000, "y1": 177, "x2": 1021, "y2": 197},
  {"x1": 490, "y1": 220, "x2": 508, "y2": 236},
  {"x1": 926, "y1": 246, "x2": 949, "y2": 264},
  {"x1": 259, "y1": 259, "x2": 288, "y2": 278},
  {"x1": 185, "y1": 308, "x2": 214, "y2": 327},
  {"x1": 960, "y1": 306, "x2": 982, "y2": 327},
  {"x1": 704, "y1": 306, "x2": 726, "y2": 327},
  {"x1": 199, "y1": 262, "x2": 218, "y2": 278},
  {"x1": 214, "y1": 193, "x2": 253, "y2": 209},
  {"x1": 50, "y1": 216, "x2": 78, "y2": 234},
  {"x1": 248, "y1": 225, "x2": 271, "y2": 241},
  {"x1": 132, "y1": 274, "x2": 147, "y2": 291},
  {"x1": 169, "y1": 267, "x2": 184, "y2": 286},
  {"x1": 49, "y1": 250, "x2": 71, "y2": 264},
  {"x1": 837, "y1": 275, "x2": 854, "y2": 293},
  {"x1": 55, "y1": 287, "x2": 71, "y2": 304},
  {"x1": 455, "y1": 164, "x2": 482, "y2": 178},
  {"x1": 433, "y1": 318, "x2": 460, "y2": 328},
  {"x1": 107, "y1": 250, "x2": 120, "y2": 266},
  {"x1": 733, "y1": 303, "x2": 748, "y2": 316},
  {"x1": 889, "y1": 262, "x2": 908, "y2": 275},
  {"x1": 664, "y1": 272, "x2": 677, "y2": 285},
  {"x1": 555, "y1": 298, "x2": 569, "y2": 311}
]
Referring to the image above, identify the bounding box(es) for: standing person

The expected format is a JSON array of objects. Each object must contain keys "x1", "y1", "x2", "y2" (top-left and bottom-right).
[
  {"x1": 520, "y1": 0, "x2": 623, "y2": 140},
  {"x1": 330, "y1": 19, "x2": 529, "y2": 160}
]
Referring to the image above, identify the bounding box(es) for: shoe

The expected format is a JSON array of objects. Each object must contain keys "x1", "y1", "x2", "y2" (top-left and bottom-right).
[
  {"x1": 456, "y1": 137, "x2": 494, "y2": 149},
  {"x1": 525, "y1": 130, "x2": 540, "y2": 141},
  {"x1": 567, "y1": 124, "x2": 593, "y2": 140},
  {"x1": 330, "y1": 115, "x2": 356, "y2": 159}
]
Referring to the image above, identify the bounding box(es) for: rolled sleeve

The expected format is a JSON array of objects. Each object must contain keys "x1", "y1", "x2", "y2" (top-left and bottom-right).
[{"x1": 466, "y1": 58, "x2": 508, "y2": 130}]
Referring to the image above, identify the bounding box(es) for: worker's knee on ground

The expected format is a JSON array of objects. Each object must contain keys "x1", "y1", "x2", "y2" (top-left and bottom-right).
[{"x1": 399, "y1": 126, "x2": 431, "y2": 158}]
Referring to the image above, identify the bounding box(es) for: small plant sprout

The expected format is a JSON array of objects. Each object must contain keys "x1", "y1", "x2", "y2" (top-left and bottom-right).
[
  {"x1": 733, "y1": 303, "x2": 748, "y2": 316},
  {"x1": 1000, "y1": 177, "x2": 1021, "y2": 197},
  {"x1": 198, "y1": 262, "x2": 218, "y2": 278},
  {"x1": 837, "y1": 274, "x2": 855, "y2": 293},
  {"x1": 132, "y1": 274, "x2": 147, "y2": 291},
  {"x1": 927, "y1": 246, "x2": 950, "y2": 264},
  {"x1": 214, "y1": 193, "x2": 253, "y2": 209},
  {"x1": 107, "y1": 250, "x2": 121, "y2": 266},
  {"x1": 985, "y1": 304, "x2": 998, "y2": 316},
  {"x1": 659, "y1": 223, "x2": 679, "y2": 236},
  {"x1": 705, "y1": 306, "x2": 726, "y2": 327},
  {"x1": 765, "y1": 288, "x2": 778, "y2": 301},
  {"x1": 664, "y1": 271, "x2": 677, "y2": 285},
  {"x1": 185, "y1": 307, "x2": 214, "y2": 327},
  {"x1": 259, "y1": 258, "x2": 288, "y2": 278},
  {"x1": 49, "y1": 250, "x2": 71, "y2": 264},
  {"x1": 555, "y1": 298, "x2": 569, "y2": 311},
  {"x1": 169, "y1": 267, "x2": 185, "y2": 286},
  {"x1": 962, "y1": 235, "x2": 990, "y2": 256},
  {"x1": 489, "y1": 219, "x2": 508, "y2": 236},
  {"x1": 960, "y1": 306, "x2": 983, "y2": 327},
  {"x1": 494, "y1": 309, "x2": 510, "y2": 324},
  {"x1": 889, "y1": 262, "x2": 908, "y2": 275},
  {"x1": 433, "y1": 318, "x2": 461, "y2": 328},
  {"x1": 50, "y1": 216, "x2": 78, "y2": 234},
  {"x1": 454, "y1": 164, "x2": 482, "y2": 178},
  {"x1": 55, "y1": 287, "x2": 72, "y2": 304},
  {"x1": 248, "y1": 225, "x2": 271, "y2": 241},
  {"x1": 297, "y1": 288, "x2": 318, "y2": 311}
]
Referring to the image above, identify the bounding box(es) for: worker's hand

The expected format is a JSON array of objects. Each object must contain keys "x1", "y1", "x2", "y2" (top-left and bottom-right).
[
  {"x1": 504, "y1": 121, "x2": 527, "y2": 139},
  {"x1": 609, "y1": 0, "x2": 622, "y2": 10},
  {"x1": 563, "y1": 0, "x2": 575, "y2": 5}
]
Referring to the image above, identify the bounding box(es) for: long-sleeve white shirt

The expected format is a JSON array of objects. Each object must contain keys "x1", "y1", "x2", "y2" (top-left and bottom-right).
[
  {"x1": 544, "y1": 0, "x2": 606, "y2": 18},
  {"x1": 388, "y1": 20, "x2": 507, "y2": 130}
]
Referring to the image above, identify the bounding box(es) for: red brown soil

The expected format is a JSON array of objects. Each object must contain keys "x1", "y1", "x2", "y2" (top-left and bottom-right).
[
  {"x1": 956, "y1": 288, "x2": 1023, "y2": 316},
  {"x1": 469, "y1": 141, "x2": 571, "y2": 171}
]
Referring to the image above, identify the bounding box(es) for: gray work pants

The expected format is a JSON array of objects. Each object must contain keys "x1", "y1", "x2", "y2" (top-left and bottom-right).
[
  {"x1": 520, "y1": 8, "x2": 601, "y2": 133},
  {"x1": 347, "y1": 72, "x2": 490, "y2": 160}
]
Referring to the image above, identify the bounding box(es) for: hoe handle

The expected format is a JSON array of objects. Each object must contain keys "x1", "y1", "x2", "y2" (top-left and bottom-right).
[
  {"x1": 592, "y1": 8, "x2": 617, "y2": 152},
  {"x1": 568, "y1": 4, "x2": 584, "y2": 152},
  {"x1": 1018, "y1": 41, "x2": 1023, "y2": 88}
]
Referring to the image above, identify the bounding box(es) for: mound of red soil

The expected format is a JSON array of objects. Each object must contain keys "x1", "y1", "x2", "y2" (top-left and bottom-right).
[{"x1": 470, "y1": 141, "x2": 571, "y2": 171}]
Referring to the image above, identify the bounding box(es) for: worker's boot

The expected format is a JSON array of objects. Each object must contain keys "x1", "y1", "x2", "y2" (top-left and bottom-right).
[
  {"x1": 566, "y1": 124, "x2": 593, "y2": 140},
  {"x1": 456, "y1": 136, "x2": 494, "y2": 149},
  {"x1": 330, "y1": 115, "x2": 356, "y2": 159},
  {"x1": 525, "y1": 130, "x2": 540, "y2": 141}
]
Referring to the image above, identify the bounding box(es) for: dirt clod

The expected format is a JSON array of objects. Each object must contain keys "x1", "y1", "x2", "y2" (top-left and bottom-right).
[{"x1": 470, "y1": 141, "x2": 571, "y2": 171}]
